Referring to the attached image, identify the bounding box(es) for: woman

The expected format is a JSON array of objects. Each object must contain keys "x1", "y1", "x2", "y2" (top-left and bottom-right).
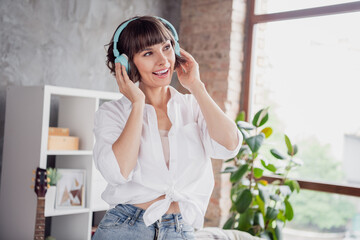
[{"x1": 92, "y1": 16, "x2": 242, "y2": 240}]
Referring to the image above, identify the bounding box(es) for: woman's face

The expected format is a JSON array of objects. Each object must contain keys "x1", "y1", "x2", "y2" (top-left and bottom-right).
[{"x1": 133, "y1": 40, "x2": 175, "y2": 88}]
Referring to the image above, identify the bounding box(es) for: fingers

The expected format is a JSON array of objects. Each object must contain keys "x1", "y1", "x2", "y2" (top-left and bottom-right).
[
  {"x1": 115, "y1": 63, "x2": 132, "y2": 85},
  {"x1": 121, "y1": 64, "x2": 131, "y2": 82},
  {"x1": 180, "y1": 48, "x2": 196, "y2": 63},
  {"x1": 179, "y1": 48, "x2": 199, "y2": 73},
  {"x1": 175, "y1": 66, "x2": 183, "y2": 78},
  {"x1": 115, "y1": 63, "x2": 124, "y2": 85}
]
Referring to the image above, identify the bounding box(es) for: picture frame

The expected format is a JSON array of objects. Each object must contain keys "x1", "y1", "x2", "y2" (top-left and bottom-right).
[{"x1": 55, "y1": 169, "x2": 86, "y2": 209}]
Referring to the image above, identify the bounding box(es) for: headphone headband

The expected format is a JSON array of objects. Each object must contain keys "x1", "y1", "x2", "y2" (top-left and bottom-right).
[
  {"x1": 112, "y1": 16, "x2": 180, "y2": 58},
  {"x1": 112, "y1": 18, "x2": 137, "y2": 57}
]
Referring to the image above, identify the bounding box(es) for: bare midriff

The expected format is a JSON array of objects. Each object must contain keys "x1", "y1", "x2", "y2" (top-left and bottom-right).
[{"x1": 133, "y1": 195, "x2": 180, "y2": 213}]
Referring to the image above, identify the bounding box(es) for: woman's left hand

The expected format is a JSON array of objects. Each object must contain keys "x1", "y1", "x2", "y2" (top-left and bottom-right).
[{"x1": 176, "y1": 48, "x2": 202, "y2": 92}]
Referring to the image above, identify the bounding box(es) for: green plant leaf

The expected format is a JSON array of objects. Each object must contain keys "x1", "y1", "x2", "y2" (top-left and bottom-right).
[
  {"x1": 254, "y1": 211, "x2": 265, "y2": 229},
  {"x1": 284, "y1": 200, "x2": 294, "y2": 221},
  {"x1": 255, "y1": 195, "x2": 265, "y2": 215},
  {"x1": 236, "y1": 189, "x2": 253, "y2": 213},
  {"x1": 270, "y1": 149, "x2": 286, "y2": 160},
  {"x1": 223, "y1": 215, "x2": 235, "y2": 229},
  {"x1": 258, "y1": 186, "x2": 269, "y2": 204},
  {"x1": 260, "y1": 159, "x2": 267, "y2": 168},
  {"x1": 265, "y1": 207, "x2": 279, "y2": 220},
  {"x1": 253, "y1": 168, "x2": 264, "y2": 178},
  {"x1": 252, "y1": 108, "x2": 269, "y2": 127},
  {"x1": 230, "y1": 164, "x2": 249, "y2": 183},
  {"x1": 293, "y1": 144, "x2": 298, "y2": 155},
  {"x1": 277, "y1": 211, "x2": 286, "y2": 222},
  {"x1": 245, "y1": 133, "x2": 265, "y2": 153},
  {"x1": 221, "y1": 166, "x2": 238, "y2": 173},
  {"x1": 284, "y1": 180, "x2": 294, "y2": 192},
  {"x1": 237, "y1": 121, "x2": 255, "y2": 130},
  {"x1": 261, "y1": 160, "x2": 277, "y2": 173},
  {"x1": 275, "y1": 224, "x2": 283, "y2": 240},
  {"x1": 267, "y1": 164, "x2": 277, "y2": 173},
  {"x1": 235, "y1": 111, "x2": 246, "y2": 122},
  {"x1": 284, "y1": 180, "x2": 300, "y2": 193},
  {"x1": 293, "y1": 180, "x2": 300, "y2": 193},
  {"x1": 46, "y1": 168, "x2": 61, "y2": 186},
  {"x1": 232, "y1": 186, "x2": 246, "y2": 203},
  {"x1": 285, "y1": 135, "x2": 293, "y2": 155},
  {"x1": 230, "y1": 187, "x2": 236, "y2": 203},
  {"x1": 238, "y1": 208, "x2": 254, "y2": 231}
]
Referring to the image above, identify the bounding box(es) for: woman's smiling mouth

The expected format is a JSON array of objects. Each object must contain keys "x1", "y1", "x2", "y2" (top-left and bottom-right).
[{"x1": 153, "y1": 68, "x2": 170, "y2": 78}]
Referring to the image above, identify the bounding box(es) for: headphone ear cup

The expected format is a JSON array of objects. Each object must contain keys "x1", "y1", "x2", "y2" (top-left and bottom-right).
[{"x1": 114, "y1": 54, "x2": 130, "y2": 75}]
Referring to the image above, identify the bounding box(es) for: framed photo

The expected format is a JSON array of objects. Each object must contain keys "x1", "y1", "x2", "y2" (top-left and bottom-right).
[{"x1": 55, "y1": 169, "x2": 86, "y2": 209}]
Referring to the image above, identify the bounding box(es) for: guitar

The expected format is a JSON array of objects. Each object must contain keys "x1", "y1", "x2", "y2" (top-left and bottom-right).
[{"x1": 33, "y1": 167, "x2": 48, "y2": 240}]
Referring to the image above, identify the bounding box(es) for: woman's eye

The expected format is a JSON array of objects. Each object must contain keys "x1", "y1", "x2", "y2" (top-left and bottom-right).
[
  {"x1": 164, "y1": 45, "x2": 171, "y2": 50},
  {"x1": 144, "y1": 52, "x2": 152, "y2": 56}
]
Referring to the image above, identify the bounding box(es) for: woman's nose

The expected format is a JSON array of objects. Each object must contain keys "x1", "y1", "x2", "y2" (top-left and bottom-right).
[{"x1": 157, "y1": 52, "x2": 168, "y2": 66}]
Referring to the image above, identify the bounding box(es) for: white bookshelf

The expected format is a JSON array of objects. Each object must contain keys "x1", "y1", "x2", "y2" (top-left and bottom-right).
[
  {"x1": 0, "y1": 85, "x2": 122, "y2": 240},
  {"x1": 47, "y1": 150, "x2": 93, "y2": 155}
]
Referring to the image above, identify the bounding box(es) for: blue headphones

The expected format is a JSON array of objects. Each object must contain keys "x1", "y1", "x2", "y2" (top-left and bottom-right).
[{"x1": 113, "y1": 16, "x2": 181, "y2": 74}]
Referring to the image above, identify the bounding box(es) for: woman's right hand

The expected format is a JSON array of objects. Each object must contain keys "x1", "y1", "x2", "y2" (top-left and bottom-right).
[{"x1": 115, "y1": 63, "x2": 145, "y2": 104}]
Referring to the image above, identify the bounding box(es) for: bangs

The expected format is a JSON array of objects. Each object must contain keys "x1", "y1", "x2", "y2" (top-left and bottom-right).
[{"x1": 119, "y1": 18, "x2": 175, "y2": 57}]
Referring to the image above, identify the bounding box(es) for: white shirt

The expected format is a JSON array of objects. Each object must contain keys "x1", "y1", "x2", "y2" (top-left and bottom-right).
[{"x1": 93, "y1": 86, "x2": 242, "y2": 228}]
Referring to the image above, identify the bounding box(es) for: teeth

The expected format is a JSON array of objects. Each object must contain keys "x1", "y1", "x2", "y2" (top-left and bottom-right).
[{"x1": 154, "y1": 69, "x2": 168, "y2": 74}]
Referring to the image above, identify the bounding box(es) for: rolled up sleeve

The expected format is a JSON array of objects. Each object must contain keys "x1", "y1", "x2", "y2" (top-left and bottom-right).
[{"x1": 93, "y1": 103, "x2": 135, "y2": 185}]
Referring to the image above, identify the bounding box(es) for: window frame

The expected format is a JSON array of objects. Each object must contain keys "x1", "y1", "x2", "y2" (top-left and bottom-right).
[{"x1": 241, "y1": 0, "x2": 360, "y2": 197}]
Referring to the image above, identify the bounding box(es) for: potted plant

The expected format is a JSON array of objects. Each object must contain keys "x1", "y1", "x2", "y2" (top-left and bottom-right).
[
  {"x1": 45, "y1": 168, "x2": 61, "y2": 213},
  {"x1": 222, "y1": 107, "x2": 302, "y2": 240}
]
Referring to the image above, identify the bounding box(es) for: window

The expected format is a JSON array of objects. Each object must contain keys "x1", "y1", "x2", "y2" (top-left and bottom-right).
[
  {"x1": 255, "y1": 0, "x2": 358, "y2": 14},
  {"x1": 242, "y1": 1, "x2": 360, "y2": 238}
]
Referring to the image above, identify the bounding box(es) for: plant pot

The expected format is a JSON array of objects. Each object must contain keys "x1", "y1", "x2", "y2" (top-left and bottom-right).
[{"x1": 45, "y1": 186, "x2": 56, "y2": 214}]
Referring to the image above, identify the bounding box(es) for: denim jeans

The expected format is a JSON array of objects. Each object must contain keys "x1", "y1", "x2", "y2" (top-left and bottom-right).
[{"x1": 92, "y1": 204, "x2": 196, "y2": 240}]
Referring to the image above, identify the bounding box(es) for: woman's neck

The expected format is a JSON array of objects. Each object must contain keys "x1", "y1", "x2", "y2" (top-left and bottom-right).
[{"x1": 139, "y1": 84, "x2": 171, "y2": 108}]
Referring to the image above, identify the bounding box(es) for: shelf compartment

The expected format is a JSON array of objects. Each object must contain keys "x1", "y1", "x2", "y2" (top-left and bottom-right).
[
  {"x1": 45, "y1": 207, "x2": 90, "y2": 217},
  {"x1": 47, "y1": 150, "x2": 93, "y2": 156},
  {"x1": 50, "y1": 212, "x2": 91, "y2": 239}
]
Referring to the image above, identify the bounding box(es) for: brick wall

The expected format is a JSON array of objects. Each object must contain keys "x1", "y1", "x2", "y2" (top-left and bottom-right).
[{"x1": 179, "y1": 0, "x2": 247, "y2": 227}]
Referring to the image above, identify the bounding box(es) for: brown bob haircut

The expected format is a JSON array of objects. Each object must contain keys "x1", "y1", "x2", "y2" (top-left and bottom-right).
[{"x1": 106, "y1": 16, "x2": 186, "y2": 83}]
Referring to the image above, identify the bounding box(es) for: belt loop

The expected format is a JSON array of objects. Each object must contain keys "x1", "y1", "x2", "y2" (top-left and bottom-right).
[
  {"x1": 129, "y1": 208, "x2": 142, "y2": 226},
  {"x1": 175, "y1": 214, "x2": 180, "y2": 233}
]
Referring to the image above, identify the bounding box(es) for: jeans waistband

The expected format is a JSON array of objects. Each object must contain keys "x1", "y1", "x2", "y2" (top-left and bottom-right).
[{"x1": 115, "y1": 204, "x2": 183, "y2": 226}]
